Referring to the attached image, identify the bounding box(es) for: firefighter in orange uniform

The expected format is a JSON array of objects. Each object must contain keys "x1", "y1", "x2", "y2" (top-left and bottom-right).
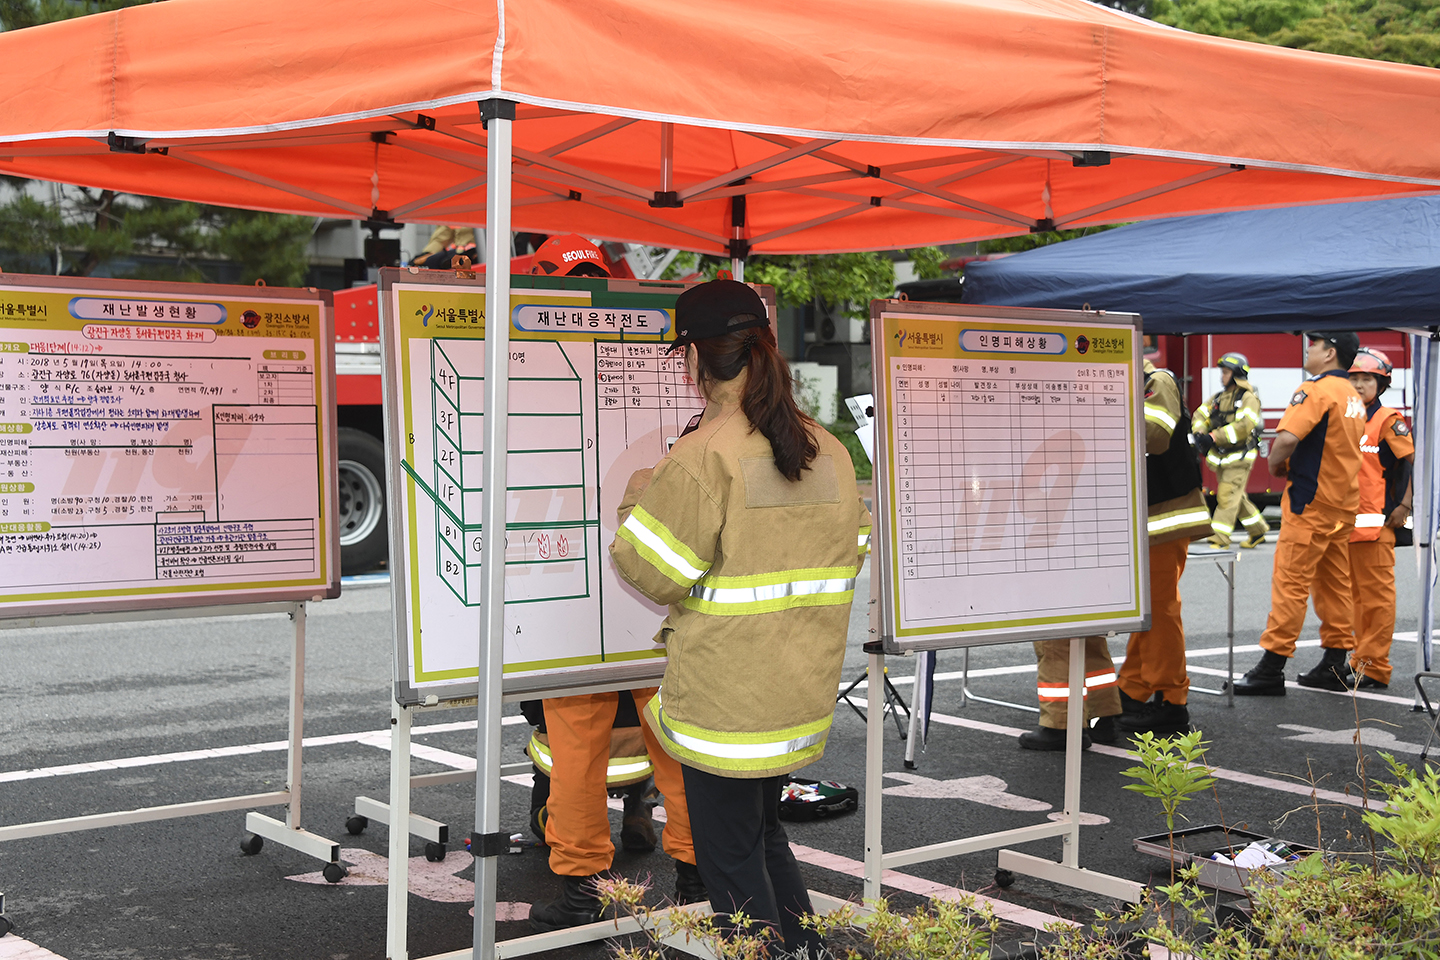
[
  {"x1": 1345, "y1": 348, "x2": 1414, "y2": 690},
  {"x1": 527, "y1": 236, "x2": 705, "y2": 931},
  {"x1": 1234, "y1": 331, "x2": 1366, "y2": 695}
]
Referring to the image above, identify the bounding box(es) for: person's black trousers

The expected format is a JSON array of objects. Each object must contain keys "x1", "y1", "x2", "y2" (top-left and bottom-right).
[{"x1": 680, "y1": 764, "x2": 822, "y2": 957}]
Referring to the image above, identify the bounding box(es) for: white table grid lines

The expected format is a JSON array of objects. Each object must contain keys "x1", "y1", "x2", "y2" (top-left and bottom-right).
[{"x1": 892, "y1": 358, "x2": 1133, "y2": 584}]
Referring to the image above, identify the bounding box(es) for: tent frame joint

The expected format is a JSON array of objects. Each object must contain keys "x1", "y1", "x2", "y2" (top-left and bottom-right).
[
  {"x1": 1031, "y1": 218, "x2": 1056, "y2": 233},
  {"x1": 1071, "y1": 151, "x2": 1111, "y2": 168},
  {"x1": 649, "y1": 191, "x2": 683, "y2": 208},
  {"x1": 478, "y1": 98, "x2": 517, "y2": 126}
]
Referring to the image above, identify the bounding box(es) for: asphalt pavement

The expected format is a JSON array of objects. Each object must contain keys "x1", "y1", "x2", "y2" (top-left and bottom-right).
[{"x1": 2, "y1": 539, "x2": 1437, "y2": 960}]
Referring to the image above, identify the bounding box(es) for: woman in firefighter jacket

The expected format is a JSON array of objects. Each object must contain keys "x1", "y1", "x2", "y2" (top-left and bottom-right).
[
  {"x1": 610, "y1": 279, "x2": 871, "y2": 958},
  {"x1": 1345, "y1": 348, "x2": 1414, "y2": 690}
]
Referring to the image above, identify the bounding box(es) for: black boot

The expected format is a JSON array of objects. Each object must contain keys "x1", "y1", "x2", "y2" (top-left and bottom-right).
[
  {"x1": 1116, "y1": 697, "x2": 1190, "y2": 735},
  {"x1": 1232, "y1": 651, "x2": 1288, "y2": 696},
  {"x1": 619, "y1": 777, "x2": 657, "y2": 853},
  {"x1": 1019, "y1": 726, "x2": 1091, "y2": 751},
  {"x1": 674, "y1": 860, "x2": 708, "y2": 904},
  {"x1": 529, "y1": 874, "x2": 604, "y2": 931},
  {"x1": 1297, "y1": 647, "x2": 1354, "y2": 691},
  {"x1": 1118, "y1": 689, "x2": 1149, "y2": 719},
  {"x1": 1089, "y1": 715, "x2": 1119, "y2": 744}
]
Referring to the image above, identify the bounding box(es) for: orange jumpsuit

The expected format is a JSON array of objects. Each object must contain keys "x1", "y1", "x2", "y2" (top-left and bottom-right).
[
  {"x1": 544, "y1": 688, "x2": 695, "y2": 876},
  {"x1": 1258, "y1": 371, "x2": 1366, "y2": 658},
  {"x1": 1348, "y1": 404, "x2": 1413, "y2": 685}
]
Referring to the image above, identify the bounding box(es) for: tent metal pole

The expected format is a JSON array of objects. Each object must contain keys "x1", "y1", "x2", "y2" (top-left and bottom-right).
[
  {"x1": 472, "y1": 98, "x2": 514, "y2": 960},
  {"x1": 1416, "y1": 335, "x2": 1440, "y2": 702}
]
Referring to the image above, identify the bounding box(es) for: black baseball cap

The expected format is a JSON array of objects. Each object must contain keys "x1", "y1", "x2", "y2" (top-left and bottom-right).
[
  {"x1": 1304, "y1": 330, "x2": 1360, "y2": 355},
  {"x1": 668, "y1": 279, "x2": 768, "y2": 353}
]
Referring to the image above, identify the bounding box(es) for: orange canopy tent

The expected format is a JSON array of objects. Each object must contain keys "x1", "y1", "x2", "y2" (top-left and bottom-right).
[
  {"x1": 6, "y1": 5, "x2": 1440, "y2": 955},
  {"x1": 2, "y1": 0, "x2": 1440, "y2": 255}
]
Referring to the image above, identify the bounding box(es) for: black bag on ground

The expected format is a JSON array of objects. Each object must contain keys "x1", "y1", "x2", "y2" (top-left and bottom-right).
[{"x1": 777, "y1": 777, "x2": 858, "y2": 821}]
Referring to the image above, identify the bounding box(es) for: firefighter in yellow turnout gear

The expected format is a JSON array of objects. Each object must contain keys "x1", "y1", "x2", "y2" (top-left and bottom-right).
[{"x1": 1192, "y1": 353, "x2": 1268, "y2": 548}]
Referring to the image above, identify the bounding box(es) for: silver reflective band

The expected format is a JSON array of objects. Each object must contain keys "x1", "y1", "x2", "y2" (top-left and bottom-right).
[
  {"x1": 1148, "y1": 509, "x2": 1211, "y2": 534},
  {"x1": 1355, "y1": 513, "x2": 1386, "y2": 528},
  {"x1": 530, "y1": 741, "x2": 553, "y2": 766},
  {"x1": 1084, "y1": 672, "x2": 1117, "y2": 687},
  {"x1": 622, "y1": 513, "x2": 709, "y2": 581},
  {"x1": 655, "y1": 708, "x2": 827, "y2": 760},
  {"x1": 1144, "y1": 404, "x2": 1177, "y2": 431},
  {"x1": 608, "y1": 758, "x2": 652, "y2": 778},
  {"x1": 689, "y1": 575, "x2": 856, "y2": 605}
]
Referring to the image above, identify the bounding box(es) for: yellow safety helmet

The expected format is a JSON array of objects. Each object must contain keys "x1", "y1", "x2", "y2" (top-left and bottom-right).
[{"x1": 1217, "y1": 352, "x2": 1249, "y2": 379}]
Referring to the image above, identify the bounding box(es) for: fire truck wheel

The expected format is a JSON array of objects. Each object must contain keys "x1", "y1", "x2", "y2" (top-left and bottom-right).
[{"x1": 338, "y1": 427, "x2": 388, "y2": 575}]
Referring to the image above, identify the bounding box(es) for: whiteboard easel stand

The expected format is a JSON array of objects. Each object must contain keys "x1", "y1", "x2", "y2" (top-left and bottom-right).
[
  {"x1": 0, "y1": 601, "x2": 345, "y2": 875},
  {"x1": 865, "y1": 636, "x2": 1144, "y2": 904}
]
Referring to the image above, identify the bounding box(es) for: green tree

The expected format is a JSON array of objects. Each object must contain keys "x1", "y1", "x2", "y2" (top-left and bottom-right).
[
  {"x1": 744, "y1": 252, "x2": 896, "y2": 319},
  {"x1": 1149, "y1": 0, "x2": 1440, "y2": 67},
  {"x1": 0, "y1": 1, "x2": 318, "y2": 285}
]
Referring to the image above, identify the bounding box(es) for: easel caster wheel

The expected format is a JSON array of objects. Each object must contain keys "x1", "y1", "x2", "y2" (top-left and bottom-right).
[
  {"x1": 239, "y1": 833, "x2": 264, "y2": 856},
  {"x1": 345, "y1": 815, "x2": 369, "y2": 835},
  {"x1": 424, "y1": 842, "x2": 447, "y2": 862},
  {"x1": 995, "y1": 869, "x2": 1015, "y2": 889},
  {"x1": 322, "y1": 862, "x2": 349, "y2": 884}
]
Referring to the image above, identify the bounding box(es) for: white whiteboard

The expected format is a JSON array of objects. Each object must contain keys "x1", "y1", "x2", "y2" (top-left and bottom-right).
[
  {"x1": 0, "y1": 274, "x2": 339, "y2": 618},
  {"x1": 381, "y1": 272, "x2": 776, "y2": 703},
  {"x1": 870, "y1": 301, "x2": 1149, "y2": 652}
]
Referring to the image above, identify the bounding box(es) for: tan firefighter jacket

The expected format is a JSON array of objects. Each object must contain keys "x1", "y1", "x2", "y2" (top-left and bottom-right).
[
  {"x1": 1192, "y1": 378, "x2": 1263, "y2": 470},
  {"x1": 1143, "y1": 360, "x2": 1212, "y2": 545},
  {"x1": 610, "y1": 372, "x2": 871, "y2": 778}
]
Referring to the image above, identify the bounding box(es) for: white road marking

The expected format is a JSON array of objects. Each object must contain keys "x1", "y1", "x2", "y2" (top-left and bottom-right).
[
  {"x1": 1277, "y1": 723, "x2": 1427, "y2": 755},
  {"x1": 0, "y1": 936, "x2": 67, "y2": 960},
  {"x1": 882, "y1": 772, "x2": 1051, "y2": 812},
  {"x1": 850, "y1": 696, "x2": 1389, "y2": 812},
  {"x1": 0, "y1": 716, "x2": 523, "y2": 784}
]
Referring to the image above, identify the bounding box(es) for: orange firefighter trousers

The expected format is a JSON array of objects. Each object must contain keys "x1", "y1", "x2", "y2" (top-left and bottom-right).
[
  {"x1": 1033, "y1": 636, "x2": 1121, "y2": 729},
  {"x1": 1349, "y1": 532, "x2": 1397, "y2": 685},
  {"x1": 1118, "y1": 537, "x2": 1190, "y2": 705},
  {"x1": 1259, "y1": 503, "x2": 1355, "y2": 658},
  {"x1": 544, "y1": 688, "x2": 694, "y2": 876}
]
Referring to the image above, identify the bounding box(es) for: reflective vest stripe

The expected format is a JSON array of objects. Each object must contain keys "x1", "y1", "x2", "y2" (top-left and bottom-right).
[
  {"x1": 1037, "y1": 671, "x2": 1118, "y2": 699},
  {"x1": 646, "y1": 695, "x2": 830, "y2": 772},
  {"x1": 1148, "y1": 507, "x2": 1211, "y2": 536},
  {"x1": 618, "y1": 507, "x2": 710, "y2": 587},
  {"x1": 526, "y1": 733, "x2": 654, "y2": 783},
  {"x1": 685, "y1": 570, "x2": 857, "y2": 616},
  {"x1": 1355, "y1": 513, "x2": 1386, "y2": 528},
  {"x1": 1144, "y1": 403, "x2": 1177, "y2": 431}
]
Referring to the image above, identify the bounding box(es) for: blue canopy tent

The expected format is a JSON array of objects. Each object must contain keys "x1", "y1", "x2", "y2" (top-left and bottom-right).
[{"x1": 962, "y1": 196, "x2": 1440, "y2": 698}]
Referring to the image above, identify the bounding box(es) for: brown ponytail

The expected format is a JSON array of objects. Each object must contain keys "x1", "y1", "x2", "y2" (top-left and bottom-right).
[{"x1": 691, "y1": 319, "x2": 819, "y2": 481}]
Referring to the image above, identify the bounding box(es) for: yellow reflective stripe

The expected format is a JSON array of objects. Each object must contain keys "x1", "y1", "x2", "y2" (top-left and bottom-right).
[
  {"x1": 646, "y1": 696, "x2": 830, "y2": 771},
  {"x1": 1236, "y1": 407, "x2": 1260, "y2": 425},
  {"x1": 1148, "y1": 507, "x2": 1211, "y2": 535},
  {"x1": 1144, "y1": 403, "x2": 1177, "y2": 431},
  {"x1": 684, "y1": 571, "x2": 856, "y2": 616},
  {"x1": 618, "y1": 507, "x2": 710, "y2": 587},
  {"x1": 527, "y1": 733, "x2": 553, "y2": 774},
  {"x1": 1212, "y1": 519, "x2": 1234, "y2": 535},
  {"x1": 605, "y1": 755, "x2": 654, "y2": 783},
  {"x1": 1213, "y1": 448, "x2": 1250, "y2": 466},
  {"x1": 1220, "y1": 423, "x2": 1240, "y2": 445}
]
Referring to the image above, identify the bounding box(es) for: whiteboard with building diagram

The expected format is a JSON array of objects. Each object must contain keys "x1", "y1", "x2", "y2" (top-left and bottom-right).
[
  {"x1": 870, "y1": 301, "x2": 1149, "y2": 653},
  {"x1": 0, "y1": 274, "x2": 339, "y2": 619},
  {"x1": 380, "y1": 270, "x2": 775, "y2": 703}
]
